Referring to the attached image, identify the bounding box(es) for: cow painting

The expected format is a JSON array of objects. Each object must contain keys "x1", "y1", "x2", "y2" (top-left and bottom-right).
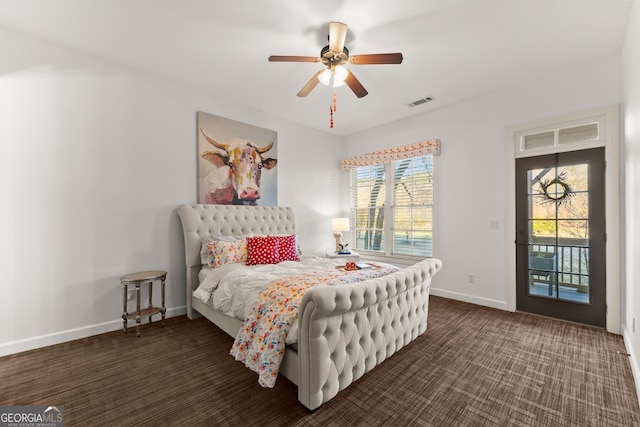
[{"x1": 199, "y1": 128, "x2": 277, "y2": 205}]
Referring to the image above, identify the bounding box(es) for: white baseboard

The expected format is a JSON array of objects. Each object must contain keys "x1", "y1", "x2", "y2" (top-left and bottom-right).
[
  {"x1": 430, "y1": 287, "x2": 509, "y2": 311},
  {"x1": 622, "y1": 327, "x2": 640, "y2": 409},
  {"x1": 0, "y1": 306, "x2": 187, "y2": 358}
]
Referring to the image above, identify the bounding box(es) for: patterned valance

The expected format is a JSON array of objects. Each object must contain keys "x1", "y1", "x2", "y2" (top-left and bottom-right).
[{"x1": 340, "y1": 139, "x2": 441, "y2": 171}]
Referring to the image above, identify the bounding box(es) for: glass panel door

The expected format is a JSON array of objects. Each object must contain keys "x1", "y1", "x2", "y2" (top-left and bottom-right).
[{"x1": 515, "y1": 148, "x2": 605, "y2": 327}]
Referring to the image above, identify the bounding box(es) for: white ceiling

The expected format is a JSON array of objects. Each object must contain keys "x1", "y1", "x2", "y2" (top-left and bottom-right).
[{"x1": 0, "y1": 0, "x2": 633, "y2": 136}]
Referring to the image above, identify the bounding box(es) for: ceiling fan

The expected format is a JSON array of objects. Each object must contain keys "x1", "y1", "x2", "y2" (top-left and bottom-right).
[{"x1": 268, "y1": 21, "x2": 403, "y2": 99}]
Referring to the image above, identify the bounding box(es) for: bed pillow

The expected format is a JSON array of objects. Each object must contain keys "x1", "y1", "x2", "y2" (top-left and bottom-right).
[
  {"x1": 272, "y1": 234, "x2": 300, "y2": 262},
  {"x1": 209, "y1": 239, "x2": 248, "y2": 268},
  {"x1": 246, "y1": 235, "x2": 280, "y2": 265},
  {"x1": 200, "y1": 234, "x2": 252, "y2": 267}
]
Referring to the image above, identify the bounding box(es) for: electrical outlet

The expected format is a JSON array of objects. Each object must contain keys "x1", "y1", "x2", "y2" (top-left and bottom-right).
[
  {"x1": 127, "y1": 289, "x2": 136, "y2": 301},
  {"x1": 468, "y1": 273, "x2": 475, "y2": 284}
]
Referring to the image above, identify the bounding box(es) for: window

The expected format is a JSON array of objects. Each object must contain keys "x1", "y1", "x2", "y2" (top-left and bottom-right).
[
  {"x1": 515, "y1": 115, "x2": 605, "y2": 158},
  {"x1": 350, "y1": 154, "x2": 435, "y2": 258},
  {"x1": 352, "y1": 163, "x2": 387, "y2": 253},
  {"x1": 392, "y1": 156, "x2": 434, "y2": 256}
]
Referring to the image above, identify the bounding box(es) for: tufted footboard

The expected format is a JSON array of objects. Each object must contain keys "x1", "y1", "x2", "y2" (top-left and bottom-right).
[{"x1": 296, "y1": 258, "x2": 442, "y2": 410}]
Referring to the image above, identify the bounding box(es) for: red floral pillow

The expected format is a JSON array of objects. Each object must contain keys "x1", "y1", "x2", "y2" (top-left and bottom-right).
[
  {"x1": 273, "y1": 235, "x2": 300, "y2": 262},
  {"x1": 246, "y1": 236, "x2": 280, "y2": 265}
]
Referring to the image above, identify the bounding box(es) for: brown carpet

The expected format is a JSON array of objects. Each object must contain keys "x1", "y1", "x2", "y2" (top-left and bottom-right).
[{"x1": 1, "y1": 296, "x2": 638, "y2": 426}]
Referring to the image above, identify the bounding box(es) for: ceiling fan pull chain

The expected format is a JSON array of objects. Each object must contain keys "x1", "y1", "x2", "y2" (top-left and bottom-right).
[
  {"x1": 329, "y1": 88, "x2": 338, "y2": 129},
  {"x1": 330, "y1": 105, "x2": 334, "y2": 128},
  {"x1": 330, "y1": 88, "x2": 337, "y2": 128}
]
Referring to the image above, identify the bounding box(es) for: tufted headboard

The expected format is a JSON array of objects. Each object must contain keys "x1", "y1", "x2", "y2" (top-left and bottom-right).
[{"x1": 177, "y1": 204, "x2": 296, "y2": 318}]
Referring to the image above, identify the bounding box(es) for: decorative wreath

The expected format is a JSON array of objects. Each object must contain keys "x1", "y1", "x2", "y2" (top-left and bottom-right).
[{"x1": 536, "y1": 172, "x2": 575, "y2": 206}]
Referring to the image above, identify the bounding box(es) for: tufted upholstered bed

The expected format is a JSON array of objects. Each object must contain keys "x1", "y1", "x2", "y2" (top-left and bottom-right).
[{"x1": 177, "y1": 203, "x2": 442, "y2": 410}]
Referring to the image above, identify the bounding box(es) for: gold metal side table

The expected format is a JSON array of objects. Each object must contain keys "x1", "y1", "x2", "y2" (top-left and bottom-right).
[{"x1": 120, "y1": 270, "x2": 167, "y2": 337}]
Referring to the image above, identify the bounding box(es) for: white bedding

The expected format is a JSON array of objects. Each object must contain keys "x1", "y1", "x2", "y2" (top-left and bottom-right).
[{"x1": 194, "y1": 255, "x2": 348, "y2": 344}]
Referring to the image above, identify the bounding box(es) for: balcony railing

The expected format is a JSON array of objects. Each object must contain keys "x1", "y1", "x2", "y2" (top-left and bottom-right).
[{"x1": 529, "y1": 240, "x2": 589, "y2": 303}]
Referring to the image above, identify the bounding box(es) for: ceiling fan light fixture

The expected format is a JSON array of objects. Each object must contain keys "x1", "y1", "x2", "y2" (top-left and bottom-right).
[
  {"x1": 333, "y1": 65, "x2": 348, "y2": 84},
  {"x1": 318, "y1": 69, "x2": 332, "y2": 85}
]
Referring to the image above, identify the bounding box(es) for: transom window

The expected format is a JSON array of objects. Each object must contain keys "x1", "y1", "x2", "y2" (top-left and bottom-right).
[{"x1": 515, "y1": 114, "x2": 605, "y2": 158}]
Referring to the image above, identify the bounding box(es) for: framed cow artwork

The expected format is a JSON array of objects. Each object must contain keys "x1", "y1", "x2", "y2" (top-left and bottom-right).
[{"x1": 196, "y1": 112, "x2": 277, "y2": 206}]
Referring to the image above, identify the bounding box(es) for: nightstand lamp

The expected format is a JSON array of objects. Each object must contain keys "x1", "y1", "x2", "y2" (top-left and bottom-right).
[{"x1": 332, "y1": 217, "x2": 350, "y2": 254}]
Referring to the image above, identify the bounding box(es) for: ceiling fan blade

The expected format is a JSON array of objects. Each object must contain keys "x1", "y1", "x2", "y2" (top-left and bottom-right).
[
  {"x1": 349, "y1": 53, "x2": 404, "y2": 65},
  {"x1": 329, "y1": 21, "x2": 348, "y2": 53},
  {"x1": 344, "y1": 69, "x2": 368, "y2": 98},
  {"x1": 297, "y1": 71, "x2": 323, "y2": 97},
  {"x1": 268, "y1": 55, "x2": 321, "y2": 63}
]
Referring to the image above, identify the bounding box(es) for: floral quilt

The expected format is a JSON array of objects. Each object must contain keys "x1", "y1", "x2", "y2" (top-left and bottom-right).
[{"x1": 229, "y1": 264, "x2": 400, "y2": 387}]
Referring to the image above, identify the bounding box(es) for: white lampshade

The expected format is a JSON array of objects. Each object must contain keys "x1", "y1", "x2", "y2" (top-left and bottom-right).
[
  {"x1": 318, "y1": 69, "x2": 332, "y2": 85},
  {"x1": 332, "y1": 217, "x2": 350, "y2": 232},
  {"x1": 333, "y1": 65, "x2": 348, "y2": 84}
]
